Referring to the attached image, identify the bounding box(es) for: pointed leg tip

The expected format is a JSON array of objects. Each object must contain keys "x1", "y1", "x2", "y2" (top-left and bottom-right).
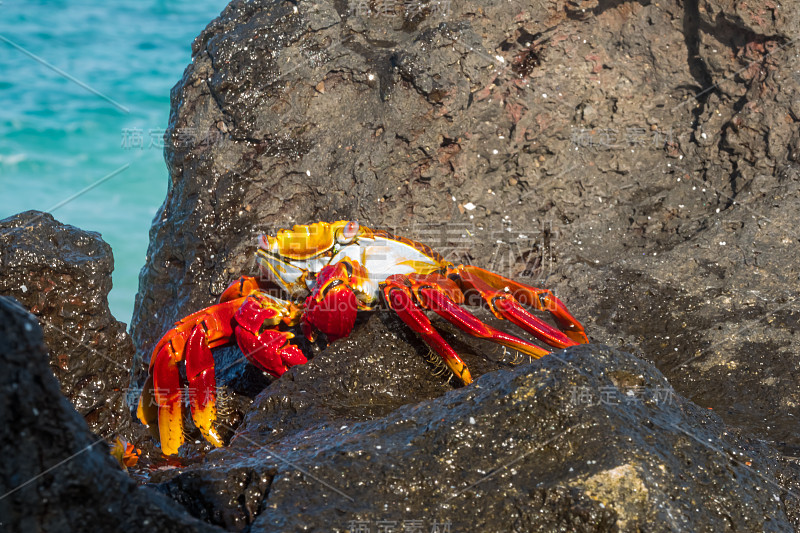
[
  {"x1": 205, "y1": 427, "x2": 225, "y2": 448},
  {"x1": 446, "y1": 360, "x2": 472, "y2": 385},
  {"x1": 158, "y1": 433, "x2": 182, "y2": 456},
  {"x1": 568, "y1": 331, "x2": 589, "y2": 344}
]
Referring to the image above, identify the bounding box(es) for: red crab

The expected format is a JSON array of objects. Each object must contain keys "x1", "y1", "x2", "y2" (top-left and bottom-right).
[{"x1": 137, "y1": 221, "x2": 588, "y2": 454}]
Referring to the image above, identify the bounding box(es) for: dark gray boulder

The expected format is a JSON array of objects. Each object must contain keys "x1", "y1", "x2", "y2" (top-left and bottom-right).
[
  {"x1": 0, "y1": 296, "x2": 222, "y2": 532},
  {"x1": 149, "y1": 314, "x2": 800, "y2": 531},
  {"x1": 0, "y1": 211, "x2": 137, "y2": 441}
]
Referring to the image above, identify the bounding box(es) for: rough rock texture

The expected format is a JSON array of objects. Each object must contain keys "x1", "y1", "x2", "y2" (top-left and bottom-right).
[
  {"x1": 123, "y1": 0, "x2": 800, "y2": 530},
  {"x1": 0, "y1": 296, "x2": 222, "y2": 532},
  {"x1": 130, "y1": 0, "x2": 800, "y2": 458},
  {"x1": 149, "y1": 317, "x2": 800, "y2": 531},
  {"x1": 0, "y1": 211, "x2": 137, "y2": 440}
]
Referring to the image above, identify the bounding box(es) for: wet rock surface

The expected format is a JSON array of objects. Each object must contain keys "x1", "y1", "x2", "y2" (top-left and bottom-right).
[
  {"x1": 0, "y1": 296, "x2": 222, "y2": 532},
  {"x1": 149, "y1": 319, "x2": 800, "y2": 531},
  {"x1": 129, "y1": 0, "x2": 800, "y2": 458},
  {"x1": 0, "y1": 211, "x2": 137, "y2": 441},
  {"x1": 118, "y1": 0, "x2": 800, "y2": 529}
]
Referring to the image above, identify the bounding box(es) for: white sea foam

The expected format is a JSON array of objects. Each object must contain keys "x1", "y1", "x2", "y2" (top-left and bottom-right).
[{"x1": 0, "y1": 153, "x2": 27, "y2": 165}]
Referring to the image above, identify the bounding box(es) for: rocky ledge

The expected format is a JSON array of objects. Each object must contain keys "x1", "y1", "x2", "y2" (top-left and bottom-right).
[
  {"x1": 0, "y1": 211, "x2": 137, "y2": 441},
  {"x1": 0, "y1": 296, "x2": 221, "y2": 532},
  {"x1": 3, "y1": 289, "x2": 799, "y2": 530},
  {"x1": 148, "y1": 314, "x2": 800, "y2": 531}
]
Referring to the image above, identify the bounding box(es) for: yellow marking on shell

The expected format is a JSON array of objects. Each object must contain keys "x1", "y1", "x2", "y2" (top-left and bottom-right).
[
  {"x1": 268, "y1": 221, "x2": 354, "y2": 260},
  {"x1": 368, "y1": 229, "x2": 449, "y2": 266},
  {"x1": 396, "y1": 259, "x2": 442, "y2": 275}
]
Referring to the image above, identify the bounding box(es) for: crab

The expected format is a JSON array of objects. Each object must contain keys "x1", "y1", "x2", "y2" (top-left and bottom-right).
[{"x1": 137, "y1": 221, "x2": 588, "y2": 455}]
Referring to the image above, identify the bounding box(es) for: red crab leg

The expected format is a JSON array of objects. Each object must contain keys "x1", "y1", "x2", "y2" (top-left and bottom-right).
[
  {"x1": 147, "y1": 297, "x2": 246, "y2": 373},
  {"x1": 143, "y1": 297, "x2": 246, "y2": 455},
  {"x1": 152, "y1": 341, "x2": 184, "y2": 455},
  {"x1": 405, "y1": 274, "x2": 550, "y2": 359},
  {"x1": 381, "y1": 276, "x2": 472, "y2": 385},
  {"x1": 185, "y1": 325, "x2": 224, "y2": 447},
  {"x1": 452, "y1": 265, "x2": 588, "y2": 346},
  {"x1": 220, "y1": 275, "x2": 260, "y2": 303},
  {"x1": 234, "y1": 328, "x2": 307, "y2": 377}
]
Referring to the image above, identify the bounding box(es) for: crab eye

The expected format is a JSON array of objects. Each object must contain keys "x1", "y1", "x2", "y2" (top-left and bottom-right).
[{"x1": 336, "y1": 220, "x2": 359, "y2": 244}]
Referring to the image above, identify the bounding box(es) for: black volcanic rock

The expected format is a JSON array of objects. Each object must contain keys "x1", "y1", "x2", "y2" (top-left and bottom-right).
[
  {"x1": 121, "y1": 0, "x2": 800, "y2": 529},
  {"x1": 0, "y1": 296, "x2": 222, "y2": 533},
  {"x1": 129, "y1": 0, "x2": 800, "y2": 455},
  {"x1": 0, "y1": 211, "x2": 137, "y2": 441},
  {"x1": 149, "y1": 315, "x2": 800, "y2": 531}
]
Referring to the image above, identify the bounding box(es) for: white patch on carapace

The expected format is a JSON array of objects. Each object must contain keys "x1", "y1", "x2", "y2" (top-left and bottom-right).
[{"x1": 328, "y1": 235, "x2": 440, "y2": 298}]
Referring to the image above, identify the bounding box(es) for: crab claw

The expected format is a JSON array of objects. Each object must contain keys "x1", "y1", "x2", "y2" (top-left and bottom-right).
[
  {"x1": 139, "y1": 288, "x2": 306, "y2": 455},
  {"x1": 303, "y1": 263, "x2": 358, "y2": 341},
  {"x1": 233, "y1": 292, "x2": 308, "y2": 376}
]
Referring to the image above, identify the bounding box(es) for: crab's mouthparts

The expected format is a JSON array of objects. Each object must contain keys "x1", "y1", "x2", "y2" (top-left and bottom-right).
[{"x1": 255, "y1": 243, "x2": 310, "y2": 299}]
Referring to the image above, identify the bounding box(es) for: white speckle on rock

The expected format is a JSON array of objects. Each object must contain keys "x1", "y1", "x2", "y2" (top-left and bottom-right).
[
  {"x1": 20, "y1": 284, "x2": 27, "y2": 293},
  {"x1": 306, "y1": 170, "x2": 311, "y2": 176},
  {"x1": 463, "y1": 202, "x2": 476, "y2": 211},
  {"x1": 469, "y1": 417, "x2": 476, "y2": 425}
]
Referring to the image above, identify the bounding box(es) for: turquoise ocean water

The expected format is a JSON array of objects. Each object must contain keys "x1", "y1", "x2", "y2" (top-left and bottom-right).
[{"x1": 0, "y1": 1, "x2": 229, "y2": 325}]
